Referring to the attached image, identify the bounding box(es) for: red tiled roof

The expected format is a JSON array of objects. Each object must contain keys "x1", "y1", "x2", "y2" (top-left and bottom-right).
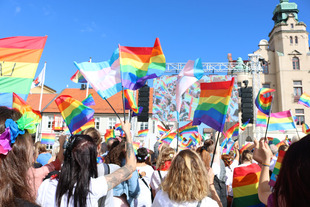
[
  {"x1": 27, "y1": 94, "x2": 57, "y2": 111},
  {"x1": 41, "y1": 88, "x2": 154, "y2": 114}
]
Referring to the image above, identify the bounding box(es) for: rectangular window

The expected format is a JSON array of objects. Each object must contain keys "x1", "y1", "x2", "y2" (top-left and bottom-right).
[
  {"x1": 262, "y1": 63, "x2": 269, "y2": 74},
  {"x1": 291, "y1": 23, "x2": 294, "y2": 29},
  {"x1": 47, "y1": 116, "x2": 53, "y2": 129},
  {"x1": 108, "y1": 117, "x2": 117, "y2": 129},
  {"x1": 262, "y1": 84, "x2": 271, "y2": 98},
  {"x1": 140, "y1": 122, "x2": 149, "y2": 130},
  {"x1": 95, "y1": 117, "x2": 100, "y2": 130},
  {"x1": 295, "y1": 109, "x2": 305, "y2": 125},
  {"x1": 293, "y1": 81, "x2": 302, "y2": 102}
]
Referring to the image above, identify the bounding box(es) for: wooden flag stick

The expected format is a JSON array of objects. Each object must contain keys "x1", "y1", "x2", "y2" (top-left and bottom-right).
[{"x1": 210, "y1": 131, "x2": 221, "y2": 168}]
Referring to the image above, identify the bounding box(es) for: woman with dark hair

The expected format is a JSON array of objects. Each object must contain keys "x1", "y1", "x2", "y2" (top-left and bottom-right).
[
  {"x1": 0, "y1": 106, "x2": 39, "y2": 206},
  {"x1": 255, "y1": 135, "x2": 310, "y2": 206},
  {"x1": 135, "y1": 147, "x2": 154, "y2": 207},
  {"x1": 36, "y1": 121, "x2": 136, "y2": 207},
  {"x1": 152, "y1": 149, "x2": 219, "y2": 206}
]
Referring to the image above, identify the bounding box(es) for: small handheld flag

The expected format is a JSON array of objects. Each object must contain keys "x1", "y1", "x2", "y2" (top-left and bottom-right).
[
  {"x1": 240, "y1": 119, "x2": 250, "y2": 131},
  {"x1": 138, "y1": 129, "x2": 149, "y2": 137},
  {"x1": 82, "y1": 94, "x2": 95, "y2": 106},
  {"x1": 255, "y1": 88, "x2": 275, "y2": 115},
  {"x1": 298, "y1": 92, "x2": 310, "y2": 108}
]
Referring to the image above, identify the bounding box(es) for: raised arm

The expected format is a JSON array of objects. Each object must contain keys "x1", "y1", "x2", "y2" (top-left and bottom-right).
[{"x1": 105, "y1": 121, "x2": 136, "y2": 191}]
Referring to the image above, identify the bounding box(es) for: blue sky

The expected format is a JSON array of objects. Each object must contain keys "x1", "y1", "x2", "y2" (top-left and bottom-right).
[{"x1": 1, "y1": 0, "x2": 309, "y2": 93}]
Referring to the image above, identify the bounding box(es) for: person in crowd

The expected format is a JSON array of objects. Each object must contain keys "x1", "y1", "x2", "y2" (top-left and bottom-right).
[
  {"x1": 36, "y1": 142, "x2": 52, "y2": 166},
  {"x1": 105, "y1": 139, "x2": 140, "y2": 207},
  {"x1": 269, "y1": 144, "x2": 278, "y2": 172},
  {"x1": 150, "y1": 146, "x2": 175, "y2": 197},
  {"x1": 135, "y1": 147, "x2": 154, "y2": 207},
  {"x1": 202, "y1": 139, "x2": 227, "y2": 207},
  {"x1": 254, "y1": 135, "x2": 310, "y2": 206},
  {"x1": 152, "y1": 149, "x2": 219, "y2": 206},
  {"x1": 36, "y1": 121, "x2": 136, "y2": 207},
  {"x1": 221, "y1": 142, "x2": 239, "y2": 207},
  {"x1": 83, "y1": 127, "x2": 120, "y2": 207},
  {"x1": 0, "y1": 106, "x2": 39, "y2": 206}
]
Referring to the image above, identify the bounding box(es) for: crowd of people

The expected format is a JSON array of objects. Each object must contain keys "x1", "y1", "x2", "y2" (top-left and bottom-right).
[{"x1": 1, "y1": 105, "x2": 310, "y2": 206}]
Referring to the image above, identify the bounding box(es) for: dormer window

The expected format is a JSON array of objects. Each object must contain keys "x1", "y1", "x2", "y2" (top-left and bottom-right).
[
  {"x1": 290, "y1": 36, "x2": 293, "y2": 44},
  {"x1": 295, "y1": 36, "x2": 298, "y2": 44}
]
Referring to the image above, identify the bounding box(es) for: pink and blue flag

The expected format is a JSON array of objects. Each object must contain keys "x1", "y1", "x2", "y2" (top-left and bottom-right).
[
  {"x1": 176, "y1": 58, "x2": 204, "y2": 112},
  {"x1": 74, "y1": 49, "x2": 122, "y2": 99}
]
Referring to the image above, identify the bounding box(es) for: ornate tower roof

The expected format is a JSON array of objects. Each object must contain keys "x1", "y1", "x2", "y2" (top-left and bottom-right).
[{"x1": 272, "y1": 0, "x2": 299, "y2": 25}]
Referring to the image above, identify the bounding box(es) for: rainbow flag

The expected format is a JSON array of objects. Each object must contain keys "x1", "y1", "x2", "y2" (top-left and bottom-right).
[
  {"x1": 119, "y1": 38, "x2": 166, "y2": 90},
  {"x1": 239, "y1": 142, "x2": 252, "y2": 154},
  {"x1": 114, "y1": 123, "x2": 125, "y2": 137},
  {"x1": 0, "y1": 36, "x2": 47, "y2": 100},
  {"x1": 302, "y1": 123, "x2": 310, "y2": 134},
  {"x1": 124, "y1": 89, "x2": 143, "y2": 116},
  {"x1": 55, "y1": 95, "x2": 95, "y2": 134},
  {"x1": 138, "y1": 129, "x2": 149, "y2": 137},
  {"x1": 41, "y1": 133, "x2": 56, "y2": 145},
  {"x1": 82, "y1": 94, "x2": 95, "y2": 106},
  {"x1": 104, "y1": 129, "x2": 115, "y2": 142},
  {"x1": 193, "y1": 78, "x2": 235, "y2": 132},
  {"x1": 160, "y1": 132, "x2": 177, "y2": 144},
  {"x1": 256, "y1": 110, "x2": 296, "y2": 131},
  {"x1": 63, "y1": 126, "x2": 70, "y2": 135},
  {"x1": 72, "y1": 118, "x2": 95, "y2": 135},
  {"x1": 240, "y1": 119, "x2": 250, "y2": 131},
  {"x1": 70, "y1": 70, "x2": 87, "y2": 83},
  {"x1": 270, "y1": 150, "x2": 286, "y2": 187},
  {"x1": 181, "y1": 137, "x2": 194, "y2": 148},
  {"x1": 175, "y1": 58, "x2": 204, "y2": 112},
  {"x1": 275, "y1": 140, "x2": 286, "y2": 148},
  {"x1": 221, "y1": 137, "x2": 234, "y2": 154},
  {"x1": 133, "y1": 141, "x2": 141, "y2": 154},
  {"x1": 158, "y1": 125, "x2": 169, "y2": 136},
  {"x1": 12, "y1": 93, "x2": 41, "y2": 134},
  {"x1": 232, "y1": 163, "x2": 263, "y2": 207},
  {"x1": 255, "y1": 88, "x2": 275, "y2": 115},
  {"x1": 298, "y1": 92, "x2": 310, "y2": 108},
  {"x1": 179, "y1": 121, "x2": 198, "y2": 136},
  {"x1": 188, "y1": 133, "x2": 201, "y2": 145},
  {"x1": 74, "y1": 49, "x2": 122, "y2": 99},
  {"x1": 224, "y1": 123, "x2": 239, "y2": 139}
]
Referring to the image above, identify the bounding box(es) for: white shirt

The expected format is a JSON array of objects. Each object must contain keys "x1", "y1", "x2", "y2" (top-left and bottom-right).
[
  {"x1": 36, "y1": 176, "x2": 108, "y2": 207},
  {"x1": 225, "y1": 160, "x2": 238, "y2": 196},
  {"x1": 135, "y1": 165, "x2": 155, "y2": 207},
  {"x1": 152, "y1": 190, "x2": 219, "y2": 207},
  {"x1": 150, "y1": 170, "x2": 169, "y2": 194}
]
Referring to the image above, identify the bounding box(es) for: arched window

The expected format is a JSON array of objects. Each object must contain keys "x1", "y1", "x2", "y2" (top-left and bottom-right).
[
  {"x1": 292, "y1": 57, "x2": 300, "y2": 70},
  {"x1": 290, "y1": 36, "x2": 293, "y2": 44},
  {"x1": 295, "y1": 36, "x2": 298, "y2": 44}
]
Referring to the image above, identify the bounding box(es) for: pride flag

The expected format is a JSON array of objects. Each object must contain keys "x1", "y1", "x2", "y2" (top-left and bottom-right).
[
  {"x1": 193, "y1": 78, "x2": 235, "y2": 132},
  {"x1": 175, "y1": 58, "x2": 204, "y2": 112},
  {"x1": 55, "y1": 95, "x2": 95, "y2": 134},
  {"x1": 188, "y1": 133, "x2": 201, "y2": 145},
  {"x1": 179, "y1": 121, "x2": 198, "y2": 136},
  {"x1": 270, "y1": 150, "x2": 286, "y2": 187},
  {"x1": 160, "y1": 132, "x2": 177, "y2": 144},
  {"x1": 104, "y1": 129, "x2": 115, "y2": 142},
  {"x1": 70, "y1": 70, "x2": 87, "y2": 83},
  {"x1": 133, "y1": 141, "x2": 141, "y2": 154},
  {"x1": 232, "y1": 163, "x2": 263, "y2": 207},
  {"x1": 74, "y1": 49, "x2": 122, "y2": 99},
  {"x1": 224, "y1": 123, "x2": 239, "y2": 139},
  {"x1": 124, "y1": 89, "x2": 142, "y2": 116},
  {"x1": 181, "y1": 137, "x2": 194, "y2": 148},
  {"x1": 256, "y1": 110, "x2": 296, "y2": 131},
  {"x1": 240, "y1": 119, "x2": 250, "y2": 131},
  {"x1": 158, "y1": 125, "x2": 169, "y2": 136},
  {"x1": 12, "y1": 93, "x2": 41, "y2": 133},
  {"x1": 302, "y1": 123, "x2": 310, "y2": 134},
  {"x1": 119, "y1": 38, "x2": 166, "y2": 90},
  {"x1": 298, "y1": 92, "x2": 310, "y2": 108},
  {"x1": 82, "y1": 94, "x2": 95, "y2": 106},
  {"x1": 0, "y1": 36, "x2": 47, "y2": 100},
  {"x1": 72, "y1": 118, "x2": 95, "y2": 135},
  {"x1": 221, "y1": 137, "x2": 234, "y2": 154},
  {"x1": 239, "y1": 143, "x2": 252, "y2": 154},
  {"x1": 41, "y1": 133, "x2": 56, "y2": 145},
  {"x1": 255, "y1": 88, "x2": 275, "y2": 115},
  {"x1": 138, "y1": 129, "x2": 148, "y2": 137}
]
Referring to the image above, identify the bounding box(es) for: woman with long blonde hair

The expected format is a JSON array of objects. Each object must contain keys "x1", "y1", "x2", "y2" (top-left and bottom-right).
[{"x1": 152, "y1": 149, "x2": 219, "y2": 207}]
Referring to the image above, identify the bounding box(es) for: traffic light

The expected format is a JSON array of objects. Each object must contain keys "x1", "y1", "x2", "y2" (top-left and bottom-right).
[
  {"x1": 240, "y1": 87, "x2": 253, "y2": 123},
  {"x1": 138, "y1": 85, "x2": 150, "y2": 122}
]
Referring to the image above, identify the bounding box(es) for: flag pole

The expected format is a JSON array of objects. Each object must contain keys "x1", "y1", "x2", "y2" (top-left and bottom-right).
[
  {"x1": 35, "y1": 62, "x2": 46, "y2": 142},
  {"x1": 86, "y1": 57, "x2": 91, "y2": 97},
  {"x1": 176, "y1": 112, "x2": 180, "y2": 152},
  {"x1": 122, "y1": 86, "x2": 126, "y2": 121},
  {"x1": 210, "y1": 131, "x2": 221, "y2": 167},
  {"x1": 104, "y1": 97, "x2": 121, "y2": 121},
  {"x1": 289, "y1": 109, "x2": 300, "y2": 139},
  {"x1": 264, "y1": 93, "x2": 274, "y2": 141}
]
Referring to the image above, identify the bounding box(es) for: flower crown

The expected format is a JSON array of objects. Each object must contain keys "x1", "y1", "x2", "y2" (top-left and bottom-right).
[{"x1": 0, "y1": 113, "x2": 39, "y2": 155}]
